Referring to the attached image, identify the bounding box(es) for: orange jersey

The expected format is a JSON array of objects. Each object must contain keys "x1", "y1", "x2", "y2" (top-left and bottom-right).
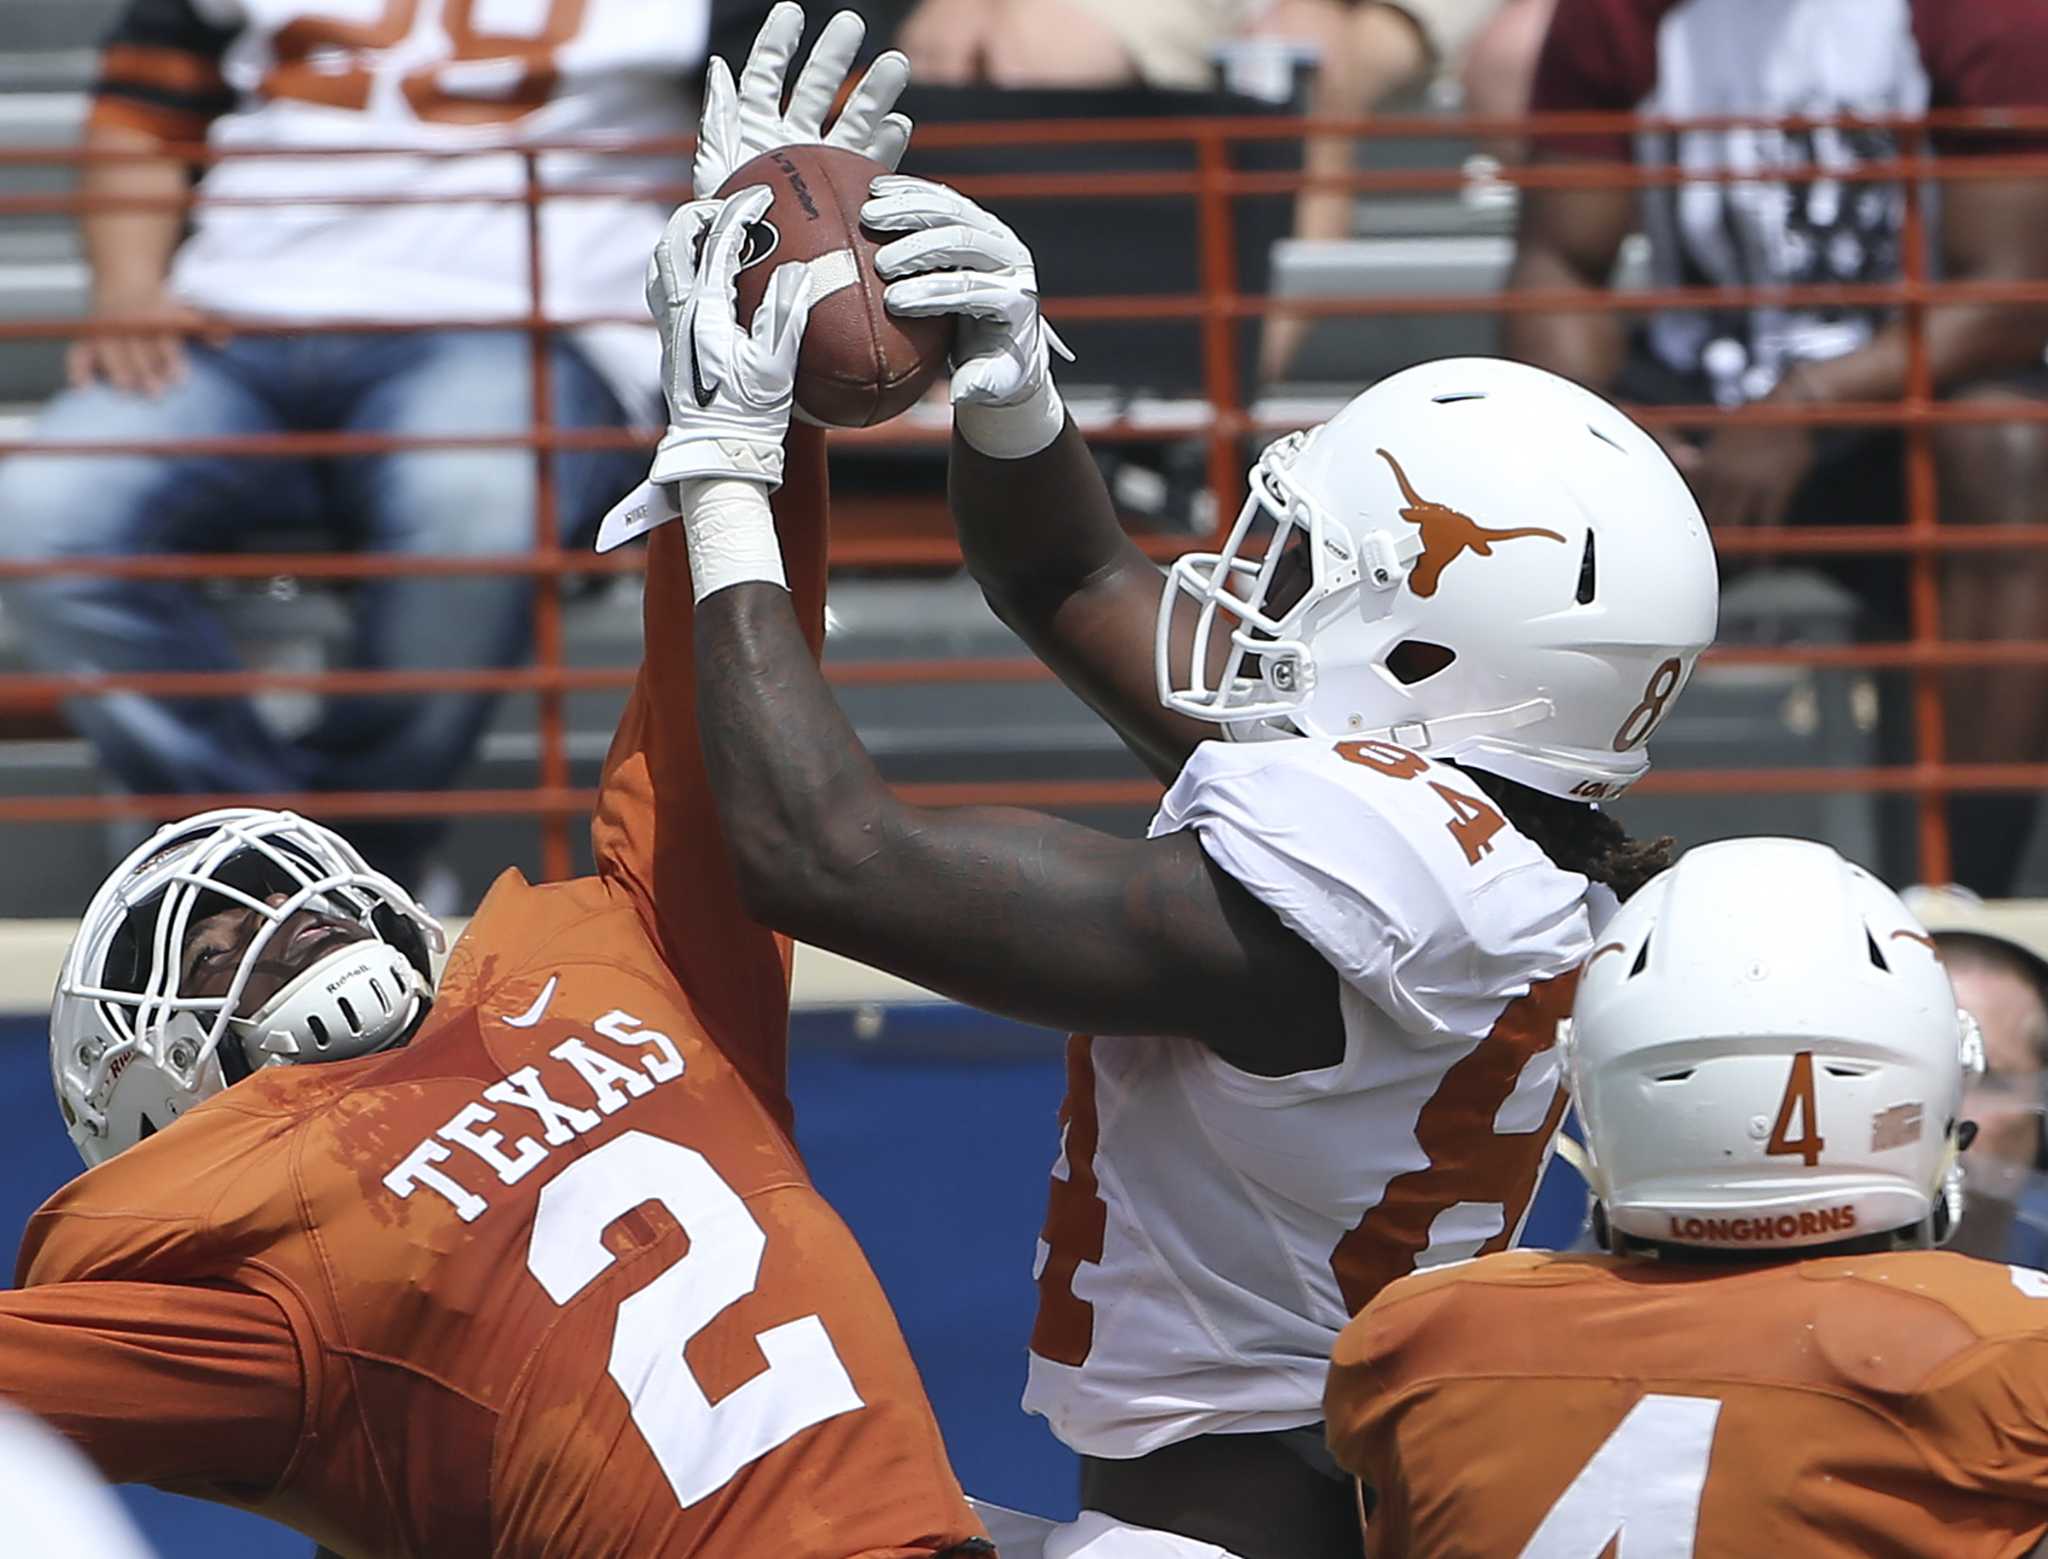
[
  {"x1": 4, "y1": 435, "x2": 986, "y2": 1559},
  {"x1": 1326, "y1": 1247, "x2": 2048, "y2": 1558}
]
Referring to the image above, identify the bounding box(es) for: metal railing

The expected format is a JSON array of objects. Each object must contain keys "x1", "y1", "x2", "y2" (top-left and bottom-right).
[{"x1": 2, "y1": 105, "x2": 2044, "y2": 880}]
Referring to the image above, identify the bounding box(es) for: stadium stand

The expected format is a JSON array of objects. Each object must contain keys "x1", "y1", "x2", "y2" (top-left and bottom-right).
[{"x1": 0, "y1": 0, "x2": 1970, "y2": 908}]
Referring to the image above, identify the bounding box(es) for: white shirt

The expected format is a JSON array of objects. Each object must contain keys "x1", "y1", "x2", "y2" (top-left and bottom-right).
[{"x1": 166, "y1": 0, "x2": 715, "y2": 413}]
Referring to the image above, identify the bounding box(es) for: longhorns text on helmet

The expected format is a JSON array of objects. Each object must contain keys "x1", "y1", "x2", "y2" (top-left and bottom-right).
[{"x1": 1563, "y1": 837, "x2": 1982, "y2": 1254}]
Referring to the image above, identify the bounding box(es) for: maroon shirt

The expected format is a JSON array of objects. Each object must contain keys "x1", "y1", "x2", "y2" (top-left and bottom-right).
[{"x1": 1528, "y1": 0, "x2": 2048, "y2": 398}]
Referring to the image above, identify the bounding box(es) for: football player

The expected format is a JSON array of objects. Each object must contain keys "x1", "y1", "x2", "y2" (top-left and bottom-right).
[
  {"x1": 1323, "y1": 837, "x2": 2041, "y2": 1557},
  {"x1": 0, "y1": 12, "x2": 991, "y2": 1557},
  {"x1": 658, "y1": 142, "x2": 1719, "y2": 1553}
]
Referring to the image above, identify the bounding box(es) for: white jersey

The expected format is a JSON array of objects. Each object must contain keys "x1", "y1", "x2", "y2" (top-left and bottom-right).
[
  {"x1": 99, "y1": 0, "x2": 730, "y2": 412},
  {"x1": 1022, "y1": 736, "x2": 1601, "y2": 1458}
]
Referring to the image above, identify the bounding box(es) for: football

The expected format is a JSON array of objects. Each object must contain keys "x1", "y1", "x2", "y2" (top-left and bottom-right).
[{"x1": 713, "y1": 144, "x2": 953, "y2": 429}]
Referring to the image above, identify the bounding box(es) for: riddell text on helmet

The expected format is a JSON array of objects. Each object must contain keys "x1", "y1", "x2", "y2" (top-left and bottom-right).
[{"x1": 1667, "y1": 1205, "x2": 1859, "y2": 1243}]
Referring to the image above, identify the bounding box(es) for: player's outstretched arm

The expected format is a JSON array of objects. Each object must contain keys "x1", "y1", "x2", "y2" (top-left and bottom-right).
[
  {"x1": 698, "y1": 577, "x2": 1339, "y2": 1067},
  {"x1": 869, "y1": 177, "x2": 1215, "y2": 784},
  {"x1": 0, "y1": 1280, "x2": 303, "y2": 1490},
  {"x1": 653, "y1": 187, "x2": 1341, "y2": 1067}
]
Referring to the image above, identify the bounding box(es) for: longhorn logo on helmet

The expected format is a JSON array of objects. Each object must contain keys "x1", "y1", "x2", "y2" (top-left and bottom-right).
[{"x1": 1377, "y1": 448, "x2": 1567, "y2": 598}]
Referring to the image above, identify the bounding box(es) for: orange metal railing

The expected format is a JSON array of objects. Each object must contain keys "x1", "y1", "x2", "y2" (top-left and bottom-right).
[{"x1": 2, "y1": 107, "x2": 2046, "y2": 881}]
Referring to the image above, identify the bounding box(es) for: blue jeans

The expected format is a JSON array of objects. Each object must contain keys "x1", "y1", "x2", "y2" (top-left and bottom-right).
[{"x1": 0, "y1": 330, "x2": 644, "y2": 884}]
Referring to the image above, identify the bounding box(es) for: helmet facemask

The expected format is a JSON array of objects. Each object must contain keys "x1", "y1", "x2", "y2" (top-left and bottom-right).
[
  {"x1": 1154, "y1": 360, "x2": 1720, "y2": 796},
  {"x1": 1157, "y1": 430, "x2": 1418, "y2": 732},
  {"x1": 53, "y1": 810, "x2": 445, "y2": 1166}
]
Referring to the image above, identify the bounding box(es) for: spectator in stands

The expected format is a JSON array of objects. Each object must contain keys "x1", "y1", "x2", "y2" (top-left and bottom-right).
[
  {"x1": 1503, "y1": 0, "x2": 2048, "y2": 896},
  {"x1": 894, "y1": 0, "x2": 1497, "y2": 376},
  {"x1": 1903, "y1": 884, "x2": 2048, "y2": 1265},
  {"x1": 1458, "y1": 0, "x2": 1552, "y2": 157},
  {"x1": 0, "y1": 0, "x2": 780, "y2": 892}
]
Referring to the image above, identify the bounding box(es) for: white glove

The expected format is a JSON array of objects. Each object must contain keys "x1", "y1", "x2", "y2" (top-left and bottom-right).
[
  {"x1": 865, "y1": 174, "x2": 1074, "y2": 460},
  {"x1": 694, "y1": 3, "x2": 913, "y2": 200},
  {"x1": 596, "y1": 186, "x2": 814, "y2": 579}
]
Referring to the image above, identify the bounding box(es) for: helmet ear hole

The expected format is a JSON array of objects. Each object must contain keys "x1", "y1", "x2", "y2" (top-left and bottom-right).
[
  {"x1": 1628, "y1": 932, "x2": 1653, "y2": 978},
  {"x1": 1575, "y1": 531, "x2": 1597, "y2": 605},
  {"x1": 1385, "y1": 640, "x2": 1457, "y2": 686}
]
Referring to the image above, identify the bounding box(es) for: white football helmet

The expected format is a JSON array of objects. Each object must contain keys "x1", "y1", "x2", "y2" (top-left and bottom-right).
[
  {"x1": 50, "y1": 809, "x2": 445, "y2": 1168},
  {"x1": 1158, "y1": 357, "x2": 1719, "y2": 798},
  {"x1": 1564, "y1": 837, "x2": 1981, "y2": 1254}
]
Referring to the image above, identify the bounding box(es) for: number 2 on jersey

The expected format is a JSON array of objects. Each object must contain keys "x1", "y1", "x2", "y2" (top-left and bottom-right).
[
  {"x1": 1521, "y1": 1394, "x2": 1722, "y2": 1557},
  {"x1": 526, "y1": 1131, "x2": 862, "y2": 1508},
  {"x1": 1335, "y1": 740, "x2": 1506, "y2": 865}
]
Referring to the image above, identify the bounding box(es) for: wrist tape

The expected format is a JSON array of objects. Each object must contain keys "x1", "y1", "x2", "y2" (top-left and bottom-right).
[
  {"x1": 679, "y1": 477, "x2": 786, "y2": 602},
  {"x1": 956, "y1": 373, "x2": 1066, "y2": 461}
]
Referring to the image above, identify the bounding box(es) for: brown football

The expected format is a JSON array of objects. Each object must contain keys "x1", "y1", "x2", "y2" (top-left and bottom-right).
[{"x1": 713, "y1": 145, "x2": 952, "y2": 429}]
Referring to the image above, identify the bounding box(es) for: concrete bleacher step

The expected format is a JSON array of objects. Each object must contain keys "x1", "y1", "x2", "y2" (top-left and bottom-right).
[
  {"x1": 0, "y1": 88, "x2": 86, "y2": 401},
  {"x1": 0, "y1": 0, "x2": 122, "y2": 55},
  {"x1": 0, "y1": 49, "x2": 94, "y2": 94},
  {"x1": 0, "y1": 90, "x2": 86, "y2": 202},
  {"x1": 1274, "y1": 230, "x2": 1651, "y2": 386},
  {"x1": 1351, "y1": 191, "x2": 1514, "y2": 240}
]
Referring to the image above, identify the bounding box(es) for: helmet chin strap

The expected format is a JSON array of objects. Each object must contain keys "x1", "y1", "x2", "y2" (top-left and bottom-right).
[
  {"x1": 231, "y1": 938, "x2": 430, "y2": 1069},
  {"x1": 1222, "y1": 715, "x2": 1299, "y2": 743},
  {"x1": 1341, "y1": 696, "x2": 1554, "y2": 754}
]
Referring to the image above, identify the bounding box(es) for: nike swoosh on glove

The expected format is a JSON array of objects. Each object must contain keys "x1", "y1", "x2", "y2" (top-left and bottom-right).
[
  {"x1": 693, "y1": 2, "x2": 912, "y2": 200},
  {"x1": 865, "y1": 174, "x2": 1074, "y2": 459},
  {"x1": 596, "y1": 186, "x2": 814, "y2": 553}
]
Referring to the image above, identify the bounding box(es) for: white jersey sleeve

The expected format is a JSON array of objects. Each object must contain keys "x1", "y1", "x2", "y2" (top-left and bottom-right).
[{"x1": 1152, "y1": 737, "x2": 1590, "y2": 1040}]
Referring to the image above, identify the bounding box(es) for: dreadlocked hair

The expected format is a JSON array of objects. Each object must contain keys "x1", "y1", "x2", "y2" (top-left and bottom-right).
[{"x1": 1452, "y1": 764, "x2": 1675, "y2": 902}]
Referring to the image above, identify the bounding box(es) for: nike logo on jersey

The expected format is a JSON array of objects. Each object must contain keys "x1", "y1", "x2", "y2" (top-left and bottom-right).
[
  {"x1": 1378, "y1": 448, "x2": 1567, "y2": 598},
  {"x1": 504, "y1": 975, "x2": 559, "y2": 1029}
]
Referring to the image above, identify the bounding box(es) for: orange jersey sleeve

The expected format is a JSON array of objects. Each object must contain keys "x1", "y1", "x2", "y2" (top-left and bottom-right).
[
  {"x1": 1327, "y1": 1248, "x2": 2048, "y2": 1559},
  {"x1": 590, "y1": 429, "x2": 830, "y2": 1118},
  {"x1": 0, "y1": 1280, "x2": 300, "y2": 1494}
]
